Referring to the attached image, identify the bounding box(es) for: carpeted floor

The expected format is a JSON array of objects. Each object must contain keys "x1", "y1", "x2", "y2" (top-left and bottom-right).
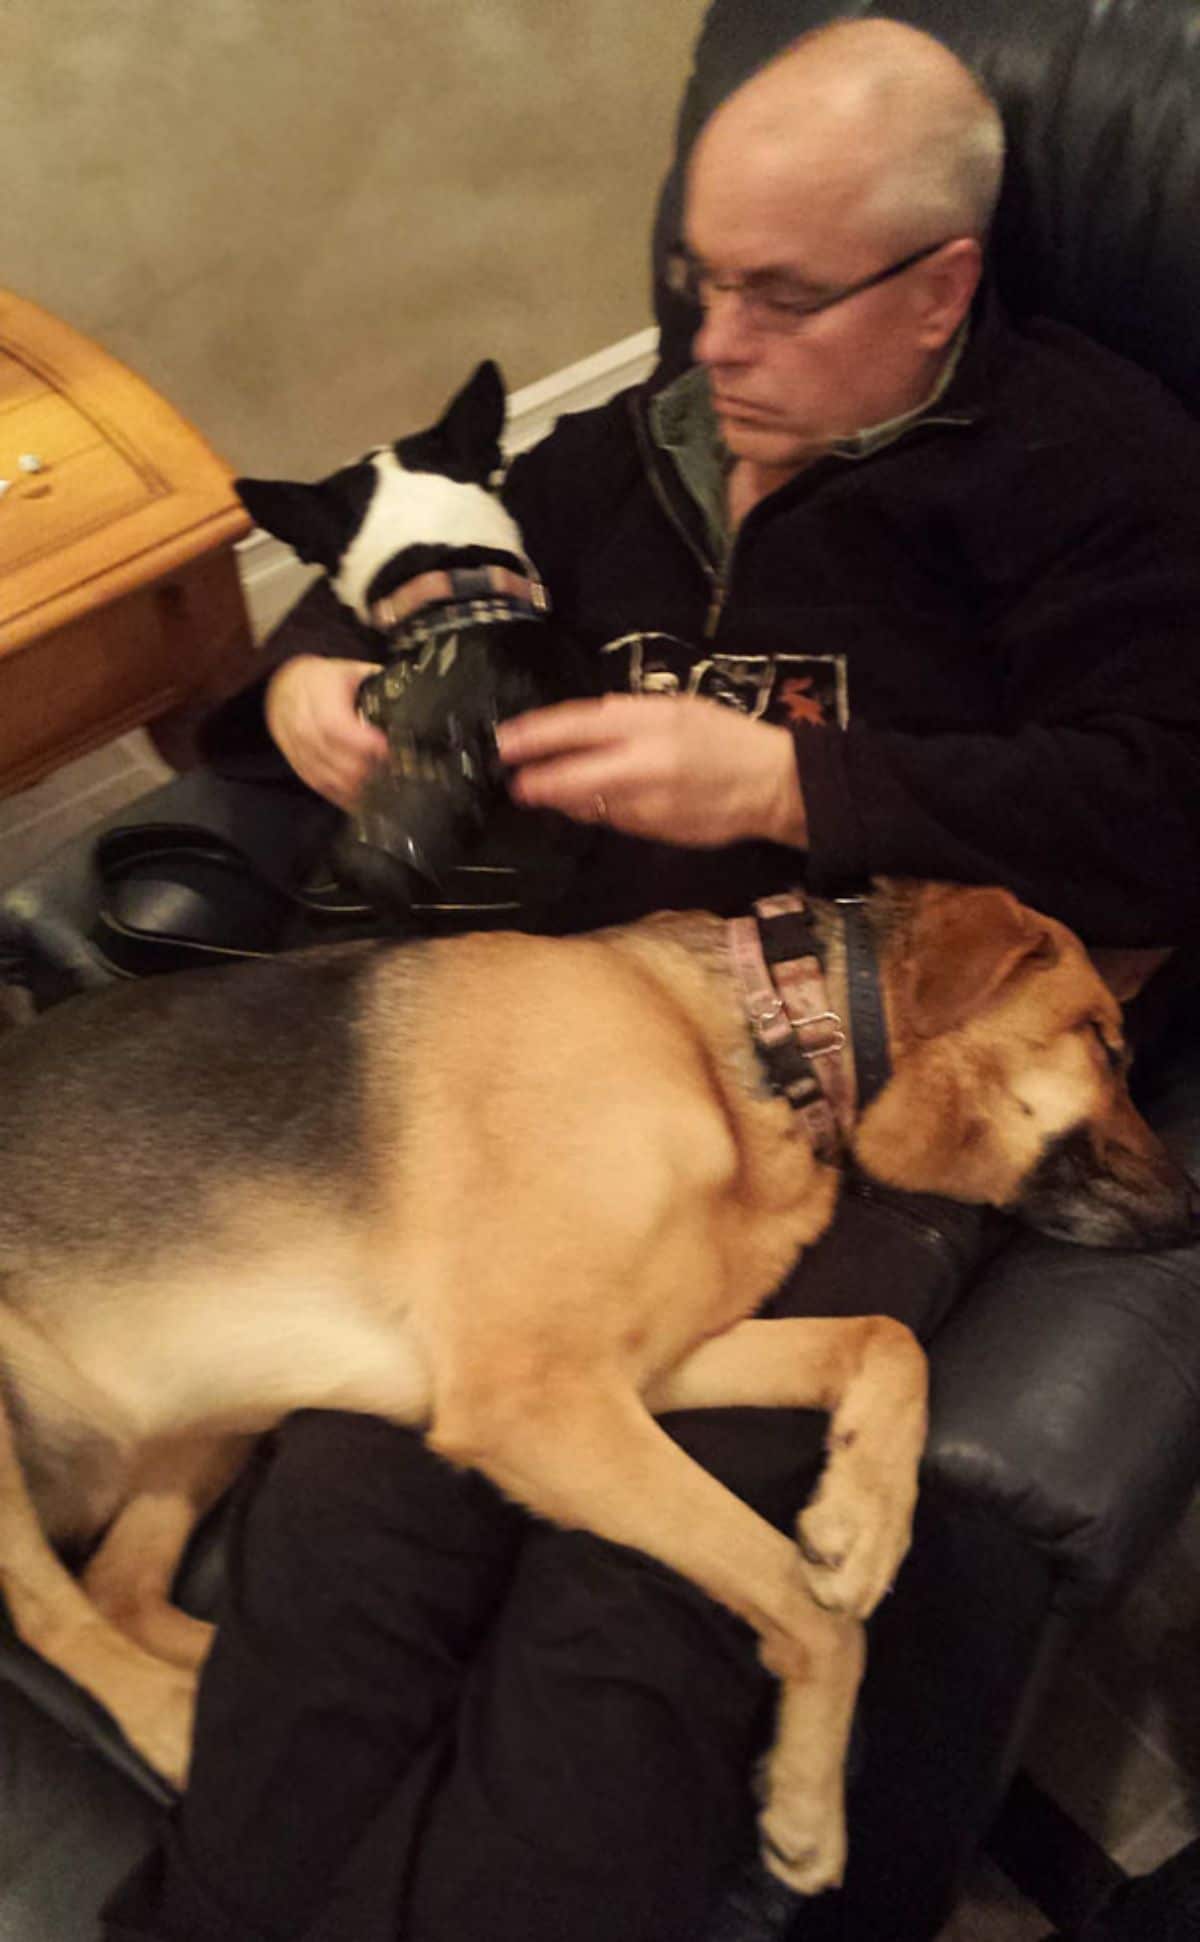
[{"x1": 937, "y1": 1856, "x2": 1048, "y2": 1940}]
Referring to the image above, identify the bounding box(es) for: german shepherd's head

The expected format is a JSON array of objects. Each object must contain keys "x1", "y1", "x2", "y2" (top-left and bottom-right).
[{"x1": 854, "y1": 885, "x2": 1197, "y2": 1250}]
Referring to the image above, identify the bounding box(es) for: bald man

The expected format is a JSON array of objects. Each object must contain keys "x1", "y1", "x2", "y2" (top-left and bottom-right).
[
  {"x1": 111, "y1": 20, "x2": 1200, "y2": 1942},
  {"x1": 251, "y1": 16, "x2": 1200, "y2": 950},
  {"x1": 265, "y1": 20, "x2": 998, "y2": 860}
]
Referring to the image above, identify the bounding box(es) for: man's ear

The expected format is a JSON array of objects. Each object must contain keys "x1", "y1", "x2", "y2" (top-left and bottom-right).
[
  {"x1": 914, "y1": 237, "x2": 980, "y2": 351},
  {"x1": 904, "y1": 884, "x2": 1059, "y2": 1038}
]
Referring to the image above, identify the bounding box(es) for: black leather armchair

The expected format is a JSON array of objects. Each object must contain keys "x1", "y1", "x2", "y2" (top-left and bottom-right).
[
  {"x1": 3, "y1": 4, "x2": 1200, "y2": 1937},
  {"x1": 650, "y1": 1, "x2": 1200, "y2": 1933}
]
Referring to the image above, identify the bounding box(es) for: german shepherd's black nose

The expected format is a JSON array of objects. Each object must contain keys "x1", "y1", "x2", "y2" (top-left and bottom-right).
[{"x1": 1015, "y1": 1125, "x2": 1198, "y2": 1252}]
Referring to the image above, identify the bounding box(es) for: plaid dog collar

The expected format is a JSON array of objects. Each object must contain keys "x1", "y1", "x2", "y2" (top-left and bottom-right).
[{"x1": 370, "y1": 565, "x2": 549, "y2": 640}]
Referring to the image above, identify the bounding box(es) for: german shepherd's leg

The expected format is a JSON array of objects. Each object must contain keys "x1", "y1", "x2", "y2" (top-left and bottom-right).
[
  {"x1": 646, "y1": 1315, "x2": 929, "y2": 1617},
  {"x1": 0, "y1": 1397, "x2": 196, "y2": 1786},
  {"x1": 758, "y1": 1611, "x2": 865, "y2": 1894},
  {"x1": 644, "y1": 1316, "x2": 927, "y2": 1891},
  {"x1": 430, "y1": 1375, "x2": 857, "y2": 1894},
  {"x1": 81, "y1": 1434, "x2": 253, "y2": 1671}
]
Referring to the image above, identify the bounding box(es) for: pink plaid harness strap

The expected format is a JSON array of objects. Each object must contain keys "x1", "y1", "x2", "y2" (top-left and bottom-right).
[{"x1": 726, "y1": 891, "x2": 855, "y2": 1164}]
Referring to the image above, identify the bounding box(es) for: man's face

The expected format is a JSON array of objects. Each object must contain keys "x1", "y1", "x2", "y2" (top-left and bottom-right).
[{"x1": 684, "y1": 133, "x2": 959, "y2": 470}]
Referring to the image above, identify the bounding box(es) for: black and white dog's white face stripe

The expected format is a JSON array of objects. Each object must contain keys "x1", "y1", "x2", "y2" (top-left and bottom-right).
[
  {"x1": 332, "y1": 451, "x2": 528, "y2": 622},
  {"x1": 234, "y1": 361, "x2": 528, "y2": 623}
]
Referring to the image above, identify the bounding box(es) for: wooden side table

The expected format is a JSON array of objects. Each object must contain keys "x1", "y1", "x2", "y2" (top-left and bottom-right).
[{"x1": 0, "y1": 290, "x2": 255, "y2": 796}]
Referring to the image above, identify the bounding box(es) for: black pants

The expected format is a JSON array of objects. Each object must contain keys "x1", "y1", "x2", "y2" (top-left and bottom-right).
[{"x1": 103, "y1": 1186, "x2": 988, "y2": 1942}]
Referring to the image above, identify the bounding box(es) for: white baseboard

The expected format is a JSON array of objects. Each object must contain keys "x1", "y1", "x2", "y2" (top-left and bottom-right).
[
  {"x1": 500, "y1": 324, "x2": 660, "y2": 454},
  {"x1": 237, "y1": 325, "x2": 660, "y2": 642}
]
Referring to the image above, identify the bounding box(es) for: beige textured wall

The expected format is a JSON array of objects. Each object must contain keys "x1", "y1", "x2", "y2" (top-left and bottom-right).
[{"x1": 4, "y1": 2, "x2": 701, "y2": 476}]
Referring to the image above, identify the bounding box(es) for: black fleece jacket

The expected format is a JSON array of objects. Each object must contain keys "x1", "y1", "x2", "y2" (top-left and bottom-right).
[{"x1": 206, "y1": 296, "x2": 1200, "y2": 948}]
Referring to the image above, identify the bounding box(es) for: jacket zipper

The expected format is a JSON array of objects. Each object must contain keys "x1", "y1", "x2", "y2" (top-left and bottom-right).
[
  {"x1": 699, "y1": 410, "x2": 978, "y2": 641},
  {"x1": 630, "y1": 396, "x2": 725, "y2": 634},
  {"x1": 631, "y1": 392, "x2": 980, "y2": 645},
  {"x1": 704, "y1": 574, "x2": 728, "y2": 639}
]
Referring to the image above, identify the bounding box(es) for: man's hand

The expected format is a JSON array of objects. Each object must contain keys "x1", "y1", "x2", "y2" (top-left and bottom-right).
[
  {"x1": 496, "y1": 694, "x2": 808, "y2": 849},
  {"x1": 265, "y1": 655, "x2": 389, "y2": 810}
]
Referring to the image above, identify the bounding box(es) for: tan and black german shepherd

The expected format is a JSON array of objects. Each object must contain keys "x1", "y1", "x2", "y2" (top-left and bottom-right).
[{"x1": 0, "y1": 880, "x2": 1193, "y2": 1894}]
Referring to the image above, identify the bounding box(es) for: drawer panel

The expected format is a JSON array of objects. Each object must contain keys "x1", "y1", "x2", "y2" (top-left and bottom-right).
[
  {"x1": 0, "y1": 391, "x2": 106, "y2": 473},
  {"x1": 0, "y1": 435, "x2": 155, "y2": 582},
  {"x1": 0, "y1": 348, "x2": 47, "y2": 414},
  {"x1": 0, "y1": 392, "x2": 157, "y2": 584},
  {"x1": 0, "y1": 289, "x2": 249, "y2": 655}
]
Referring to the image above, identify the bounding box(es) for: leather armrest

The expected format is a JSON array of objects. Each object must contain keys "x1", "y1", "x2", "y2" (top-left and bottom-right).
[
  {"x1": 0, "y1": 1681, "x2": 162, "y2": 1938},
  {"x1": 923, "y1": 1023, "x2": 1200, "y2": 1613}
]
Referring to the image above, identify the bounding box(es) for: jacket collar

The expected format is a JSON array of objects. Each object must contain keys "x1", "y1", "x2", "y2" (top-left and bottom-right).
[{"x1": 632, "y1": 278, "x2": 1005, "y2": 565}]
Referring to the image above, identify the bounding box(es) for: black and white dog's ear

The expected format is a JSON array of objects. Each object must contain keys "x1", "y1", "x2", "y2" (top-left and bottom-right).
[
  {"x1": 235, "y1": 473, "x2": 370, "y2": 571},
  {"x1": 397, "y1": 360, "x2": 507, "y2": 485}
]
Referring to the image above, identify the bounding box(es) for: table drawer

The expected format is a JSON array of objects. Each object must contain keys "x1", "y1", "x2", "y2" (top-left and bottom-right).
[
  {"x1": 0, "y1": 289, "x2": 252, "y2": 793},
  {"x1": 0, "y1": 393, "x2": 153, "y2": 577}
]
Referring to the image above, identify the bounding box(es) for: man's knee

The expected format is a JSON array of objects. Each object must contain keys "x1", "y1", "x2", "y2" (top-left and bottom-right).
[
  {"x1": 490, "y1": 1526, "x2": 772, "y2": 1812},
  {"x1": 226, "y1": 1410, "x2": 525, "y2": 1667}
]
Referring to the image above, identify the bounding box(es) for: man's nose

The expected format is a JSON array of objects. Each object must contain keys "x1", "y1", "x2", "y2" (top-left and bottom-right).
[{"x1": 693, "y1": 290, "x2": 758, "y2": 367}]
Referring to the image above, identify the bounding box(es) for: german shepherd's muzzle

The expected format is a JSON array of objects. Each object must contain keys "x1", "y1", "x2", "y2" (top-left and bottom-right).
[
  {"x1": 1016, "y1": 1092, "x2": 1200, "y2": 1248},
  {"x1": 0, "y1": 880, "x2": 1193, "y2": 1897}
]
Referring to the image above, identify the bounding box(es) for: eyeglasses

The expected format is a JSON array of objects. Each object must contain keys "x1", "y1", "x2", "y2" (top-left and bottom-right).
[{"x1": 665, "y1": 239, "x2": 952, "y2": 335}]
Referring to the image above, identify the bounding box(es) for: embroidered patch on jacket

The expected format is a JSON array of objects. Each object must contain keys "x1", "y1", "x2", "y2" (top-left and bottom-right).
[{"x1": 601, "y1": 632, "x2": 848, "y2": 728}]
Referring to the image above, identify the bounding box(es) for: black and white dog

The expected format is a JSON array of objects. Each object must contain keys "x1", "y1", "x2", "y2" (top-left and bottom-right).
[{"x1": 236, "y1": 362, "x2": 597, "y2": 914}]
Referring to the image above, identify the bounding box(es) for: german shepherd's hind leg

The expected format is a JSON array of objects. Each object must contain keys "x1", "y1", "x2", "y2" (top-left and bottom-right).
[
  {"x1": 0, "y1": 1393, "x2": 196, "y2": 1787},
  {"x1": 430, "y1": 1369, "x2": 858, "y2": 1893},
  {"x1": 81, "y1": 1433, "x2": 254, "y2": 1671},
  {"x1": 647, "y1": 1315, "x2": 929, "y2": 1617}
]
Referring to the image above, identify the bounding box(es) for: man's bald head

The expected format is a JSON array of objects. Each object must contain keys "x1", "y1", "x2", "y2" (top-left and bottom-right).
[
  {"x1": 681, "y1": 22, "x2": 1000, "y2": 480},
  {"x1": 692, "y1": 20, "x2": 1005, "y2": 255}
]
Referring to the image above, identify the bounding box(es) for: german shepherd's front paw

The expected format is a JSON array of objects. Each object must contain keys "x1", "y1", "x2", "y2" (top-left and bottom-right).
[{"x1": 795, "y1": 1465, "x2": 913, "y2": 1619}]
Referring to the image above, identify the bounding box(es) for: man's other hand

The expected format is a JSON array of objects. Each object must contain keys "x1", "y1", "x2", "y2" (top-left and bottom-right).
[
  {"x1": 265, "y1": 655, "x2": 389, "y2": 810},
  {"x1": 497, "y1": 694, "x2": 808, "y2": 849}
]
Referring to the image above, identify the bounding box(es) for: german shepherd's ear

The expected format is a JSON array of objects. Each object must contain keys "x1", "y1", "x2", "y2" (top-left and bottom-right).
[
  {"x1": 1089, "y1": 945, "x2": 1173, "y2": 1005},
  {"x1": 905, "y1": 885, "x2": 1059, "y2": 1038}
]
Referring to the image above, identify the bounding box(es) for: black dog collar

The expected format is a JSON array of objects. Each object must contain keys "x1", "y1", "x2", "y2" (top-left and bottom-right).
[{"x1": 835, "y1": 895, "x2": 892, "y2": 1111}]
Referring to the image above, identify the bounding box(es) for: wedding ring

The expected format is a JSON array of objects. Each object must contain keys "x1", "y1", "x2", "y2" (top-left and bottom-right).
[{"x1": 591, "y1": 793, "x2": 608, "y2": 821}]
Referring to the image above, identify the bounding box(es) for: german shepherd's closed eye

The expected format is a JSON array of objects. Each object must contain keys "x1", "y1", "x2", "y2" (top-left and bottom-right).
[{"x1": 0, "y1": 880, "x2": 1193, "y2": 1894}]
